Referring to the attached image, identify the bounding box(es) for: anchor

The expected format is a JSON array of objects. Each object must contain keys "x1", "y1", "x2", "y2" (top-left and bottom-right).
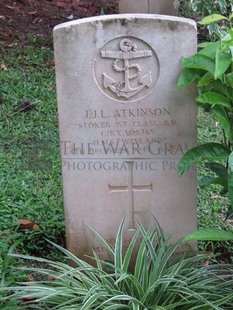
[{"x1": 101, "y1": 38, "x2": 153, "y2": 99}]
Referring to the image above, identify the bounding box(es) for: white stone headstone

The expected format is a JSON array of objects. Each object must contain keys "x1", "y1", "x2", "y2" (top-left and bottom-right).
[
  {"x1": 119, "y1": 0, "x2": 177, "y2": 15},
  {"x1": 54, "y1": 14, "x2": 197, "y2": 262}
]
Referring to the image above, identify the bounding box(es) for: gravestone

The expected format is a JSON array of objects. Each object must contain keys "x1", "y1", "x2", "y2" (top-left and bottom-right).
[
  {"x1": 119, "y1": 0, "x2": 177, "y2": 15},
  {"x1": 54, "y1": 14, "x2": 197, "y2": 262}
]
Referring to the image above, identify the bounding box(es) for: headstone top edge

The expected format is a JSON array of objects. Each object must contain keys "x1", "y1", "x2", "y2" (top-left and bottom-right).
[{"x1": 53, "y1": 14, "x2": 196, "y2": 32}]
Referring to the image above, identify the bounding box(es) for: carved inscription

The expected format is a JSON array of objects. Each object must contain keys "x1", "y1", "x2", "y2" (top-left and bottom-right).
[
  {"x1": 61, "y1": 106, "x2": 194, "y2": 164},
  {"x1": 94, "y1": 37, "x2": 159, "y2": 102},
  {"x1": 108, "y1": 161, "x2": 152, "y2": 230}
]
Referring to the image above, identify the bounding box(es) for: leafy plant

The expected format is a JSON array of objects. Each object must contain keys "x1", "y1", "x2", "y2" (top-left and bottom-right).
[
  {"x1": 176, "y1": 0, "x2": 232, "y2": 19},
  {"x1": 0, "y1": 231, "x2": 26, "y2": 309},
  {"x1": 184, "y1": 228, "x2": 233, "y2": 241},
  {"x1": 177, "y1": 13, "x2": 233, "y2": 219},
  {"x1": 1, "y1": 220, "x2": 233, "y2": 309},
  {"x1": 175, "y1": 0, "x2": 233, "y2": 40}
]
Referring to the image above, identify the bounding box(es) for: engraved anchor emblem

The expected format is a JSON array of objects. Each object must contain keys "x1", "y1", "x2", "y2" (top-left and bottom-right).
[{"x1": 101, "y1": 38, "x2": 153, "y2": 99}]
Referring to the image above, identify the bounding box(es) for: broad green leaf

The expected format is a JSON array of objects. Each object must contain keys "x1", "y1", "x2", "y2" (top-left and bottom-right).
[
  {"x1": 229, "y1": 12, "x2": 233, "y2": 20},
  {"x1": 198, "y1": 42, "x2": 210, "y2": 48},
  {"x1": 227, "y1": 206, "x2": 233, "y2": 219},
  {"x1": 225, "y1": 72, "x2": 233, "y2": 88},
  {"x1": 178, "y1": 143, "x2": 231, "y2": 175},
  {"x1": 176, "y1": 68, "x2": 201, "y2": 89},
  {"x1": 214, "y1": 48, "x2": 232, "y2": 79},
  {"x1": 182, "y1": 54, "x2": 215, "y2": 75},
  {"x1": 222, "y1": 33, "x2": 233, "y2": 44},
  {"x1": 206, "y1": 162, "x2": 228, "y2": 179},
  {"x1": 228, "y1": 172, "x2": 233, "y2": 209},
  {"x1": 198, "y1": 14, "x2": 228, "y2": 25},
  {"x1": 229, "y1": 152, "x2": 233, "y2": 171},
  {"x1": 196, "y1": 92, "x2": 231, "y2": 108},
  {"x1": 183, "y1": 228, "x2": 233, "y2": 241},
  {"x1": 211, "y1": 105, "x2": 233, "y2": 140},
  {"x1": 197, "y1": 72, "x2": 214, "y2": 86},
  {"x1": 198, "y1": 176, "x2": 228, "y2": 189},
  {"x1": 198, "y1": 175, "x2": 215, "y2": 188},
  {"x1": 226, "y1": 28, "x2": 233, "y2": 39},
  {"x1": 230, "y1": 46, "x2": 233, "y2": 57},
  {"x1": 221, "y1": 34, "x2": 233, "y2": 52},
  {"x1": 199, "y1": 41, "x2": 221, "y2": 59},
  {"x1": 209, "y1": 80, "x2": 233, "y2": 100}
]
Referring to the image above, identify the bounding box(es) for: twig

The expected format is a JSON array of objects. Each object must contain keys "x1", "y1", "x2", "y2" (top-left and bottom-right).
[{"x1": 0, "y1": 100, "x2": 41, "y2": 123}]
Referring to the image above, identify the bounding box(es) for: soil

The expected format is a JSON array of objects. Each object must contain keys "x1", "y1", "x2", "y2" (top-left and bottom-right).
[{"x1": 0, "y1": 0, "x2": 119, "y2": 43}]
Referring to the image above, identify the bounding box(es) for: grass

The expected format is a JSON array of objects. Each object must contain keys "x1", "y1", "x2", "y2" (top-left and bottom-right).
[
  {"x1": 0, "y1": 38, "x2": 65, "y2": 258},
  {"x1": 0, "y1": 36, "x2": 232, "y2": 258},
  {"x1": 197, "y1": 109, "x2": 232, "y2": 228},
  {"x1": 196, "y1": 108, "x2": 233, "y2": 253}
]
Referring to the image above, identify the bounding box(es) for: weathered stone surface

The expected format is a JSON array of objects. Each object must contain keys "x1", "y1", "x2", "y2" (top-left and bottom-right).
[
  {"x1": 119, "y1": 0, "x2": 177, "y2": 15},
  {"x1": 54, "y1": 14, "x2": 197, "y2": 262}
]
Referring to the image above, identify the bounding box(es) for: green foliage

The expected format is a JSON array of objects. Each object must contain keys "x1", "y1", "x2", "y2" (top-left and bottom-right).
[
  {"x1": 1, "y1": 221, "x2": 233, "y2": 309},
  {"x1": 176, "y1": 0, "x2": 232, "y2": 40},
  {"x1": 184, "y1": 228, "x2": 233, "y2": 241},
  {"x1": 0, "y1": 231, "x2": 26, "y2": 309},
  {"x1": 177, "y1": 14, "x2": 233, "y2": 221},
  {"x1": 176, "y1": 0, "x2": 232, "y2": 19}
]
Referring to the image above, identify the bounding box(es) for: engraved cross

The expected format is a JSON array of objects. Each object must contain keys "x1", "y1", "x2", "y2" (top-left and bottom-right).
[{"x1": 108, "y1": 161, "x2": 153, "y2": 230}]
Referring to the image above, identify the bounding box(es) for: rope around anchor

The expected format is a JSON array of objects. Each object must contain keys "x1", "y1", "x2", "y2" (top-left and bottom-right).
[
  {"x1": 112, "y1": 39, "x2": 142, "y2": 90},
  {"x1": 112, "y1": 38, "x2": 142, "y2": 88},
  {"x1": 113, "y1": 59, "x2": 141, "y2": 80}
]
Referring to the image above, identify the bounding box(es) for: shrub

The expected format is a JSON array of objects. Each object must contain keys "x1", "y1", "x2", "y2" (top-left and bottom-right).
[
  {"x1": 177, "y1": 14, "x2": 233, "y2": 218},
  {"x1": 1, "y1": 220, "x2": 233, "y2": 309},
  {"x1": 176, "y1": 0, "x2": 232, "y2": 19},
  {"x1": 175, "y1": 0, "x2": 233, "y2": 40}
]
